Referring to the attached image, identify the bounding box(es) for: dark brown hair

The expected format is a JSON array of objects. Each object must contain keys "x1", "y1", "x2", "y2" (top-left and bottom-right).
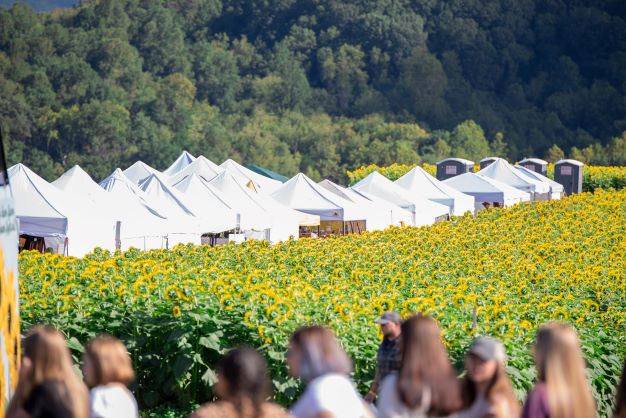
[
  {"x1": 218, "y1": 346, "x2": 271, "y2": 418},
  {"x1": 396, "y1": 314, "x2": 462, "y2": 416}
]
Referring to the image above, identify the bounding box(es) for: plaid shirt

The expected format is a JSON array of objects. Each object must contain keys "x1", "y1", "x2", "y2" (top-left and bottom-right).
[{"x1": 371, "y1": 336, "x2": 402, "y2": 394}]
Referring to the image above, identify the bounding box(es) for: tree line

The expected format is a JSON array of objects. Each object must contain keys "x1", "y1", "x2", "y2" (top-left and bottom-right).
[{"x1": 1, "y1": 0, "x2": 625, "y2": 182}]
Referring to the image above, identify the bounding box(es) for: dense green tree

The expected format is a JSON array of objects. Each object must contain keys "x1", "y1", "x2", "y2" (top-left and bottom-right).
[
  {"x1": 449, "y1": 120, "x2": 492, "y2": 162},
  {"x1": 268, "y1": 43, "x2": 311, "y2": 111},
  {"x1": 192, "y1": 40, "x2": 241, "y2": 111},
  {"x1": 545, "y1": 144, "x2": 565, "y2": 163},
  {"x1": 393, "y1": 48, "x2": 450, "y2": 125},
  {"x1": 1, "y1": 0, "x2": 626, "y2": 182},
  {"x1": 318, "y1": 44, "x2": 368, "y2": 113}
]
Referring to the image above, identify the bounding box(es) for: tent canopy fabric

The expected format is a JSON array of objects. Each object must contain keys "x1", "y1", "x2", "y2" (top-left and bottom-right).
[
  {"x1": 395, "y1": 166, "x2": 475, "y2": 216},
  {"x1": 210, "y1": 170, "x2": 311, "y2": 242},
  {"x1": 53, "y1": 165, "x2": 105, "y2": 196},
  {"x1": 220, "y1": 159, "x2": 283, "y2": 194},
  {"x1": 170, "y1": 174, "x2": 240, "y2": 233},
  {"x1": 12, "y1": 164, "x2": 116, "y2": 255},
  {"x1": 477, "y1": 158, "x2": 550, "y2": 195},
  {"x1": 11, "y1": 164, "x2": 68, "y2": 236},
  {"x1": 163, "y1": 150, "x2": 196, "y2": 176},
  {"x1": 246, "y1": 164, "x2": 289, "y2": 183},
  {"x1": 272, "y1": 173, "x2": 367, "y2": 222},
  {"x1": 123, "y1": 161, "x2": 160, "y2": 185},
  {"x1": 443, "y1": 172, "x2": 531, "y2": 209},
  {"x1": 53, "y1": 164, "x2": 121, "y2": 232},
  {"x1": 139, "y1": 174, "x2": 197, "y2": 218},
  {"x1": 168, "y1": 155, "x2": 224, "y2": 186},
  {"x1": 208, "y1": 171, "x2": 273, "y2": 231},
  {"x1": 351, "y1": 171, "x2": 450, "y2": 227},
  {"x1": 515, "y1": 165, "x2": 564, "y2": 199},
  {"x1": 99, "y1": 168, "x2": 173, "y2": 250},
  {"x1": 318, "y1": 179, "x2": 412, "y2": 230}
]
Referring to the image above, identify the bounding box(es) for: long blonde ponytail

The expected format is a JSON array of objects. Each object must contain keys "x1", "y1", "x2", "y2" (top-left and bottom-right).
[{"x1": 534, "y1": 323, "x2": 596, "y2": 418}]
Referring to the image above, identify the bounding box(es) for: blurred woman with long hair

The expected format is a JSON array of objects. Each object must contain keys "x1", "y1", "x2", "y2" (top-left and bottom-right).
[
  {"x1": 190, "y1": 346, "x2": 291, "y2": 418},
  {"x1": 288, "y1": 325, "x2": 370, "y2": 418},
  {"x1": 83, "y1": 335, "x2": 138, "y2": 418},
  {"x1": 6, "y1": 325, "x2": 89, "y2": 418},
  {"x1": 458, "y1": 337, "x2": 520, "y2": 418},
  {"x1": 522, "y1": 322, "x2": 596, "y2": 418},
  {"x1": 377, "y1": 314, "x2": 462, "y2": 418}
]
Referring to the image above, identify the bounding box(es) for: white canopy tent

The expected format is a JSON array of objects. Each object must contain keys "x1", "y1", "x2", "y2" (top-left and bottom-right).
[
  {"x1": 210, "y1": 171, "x2": 316, "y2": 242},
  {"x1": 208, "y1": 171, "x2": 273, "y2": 236},
  {"x1": 168, "y1": 155, "x2": 224, "y2": 186},
  {"x1": 395, "y1": 166, "x2": 475, "y2": 216},
  {"x1": 171, "y1": 174, "x2": 239, "y2": 233},
  {"x1": 272, "y1": 173, "x2": 368, "y2": 222},
  {"x1": 138, "y1": 174, "x2": 203, "y2": 245},
  {"x1": 99, "y1": 169, "x2": 171, "y2": 250},
  {"x1": 163, "y1": 150, "x2": 196, "y2": 176},
  {"x1": 123, "y1": 161, "x2": 160, "y2": 185},
  {"x1": 220, "y1": 159, "x2": 283, "y2": 194},
  {"x1": 443, "y1": 172, "x2": 531, "y2": 210},
  {"x1": 515, "y1": 165, "x2": 564, "y2": 200},
  {"x1": 477, "y1": 158, "x2": 550, "y2": 199},
  {"x1": 351, "y1": 172, "x2": 450, "y2": 227},
  {"x1": 53, "y1": 165, "x2": 109, "y2": 201},
  {"x1": 12, "y1": 164, "x2": 116, "y2": 256},
  {"x1": 318, "y1": 179, "x2": 413, "y2": 230}
]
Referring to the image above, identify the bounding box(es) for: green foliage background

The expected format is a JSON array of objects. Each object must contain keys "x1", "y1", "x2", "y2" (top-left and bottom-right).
[{"x1": 1, "y1": 0, "x2": 626, "y2": 182}]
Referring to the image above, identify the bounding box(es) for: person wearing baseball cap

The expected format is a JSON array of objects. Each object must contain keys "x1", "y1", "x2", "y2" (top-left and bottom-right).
[
  {"x1": 458, "y1": 336, "x2": 520, "y2": 418},
  {"x1": 364, "y1": 311, "x2": 403, "y2": 403}
]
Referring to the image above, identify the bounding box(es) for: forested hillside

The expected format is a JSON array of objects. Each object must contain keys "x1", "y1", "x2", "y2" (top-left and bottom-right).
[{"x1": 1, "y1": 0, "x2": 626, "y2": 181}]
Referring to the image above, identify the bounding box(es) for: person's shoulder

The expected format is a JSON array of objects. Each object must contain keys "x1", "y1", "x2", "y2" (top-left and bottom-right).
[
  {"x1": 527, "y1": 383, "x2": 548, "y2": 399},
  {"x1": 91, "y1": 384, "x2": 136, "y2": 403},
  {"x1": 380, "y1": 373, "x2": 398, "y2": 392},
  {"x1": 378, "y1": 373, "x2": 399, "y2": 405},
  {"x1": 189, "y1": 401, "x2": 234, "y2": 418},
  {"x1": 261, "y1": 402, "x2": 293, "y2": 418},
  {"x1": 314, "y1": 373, "x2": 356, "y2": 392}
]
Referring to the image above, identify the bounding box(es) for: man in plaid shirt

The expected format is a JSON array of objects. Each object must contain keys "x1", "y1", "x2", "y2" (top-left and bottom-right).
[{"x1": 365, "y1": 311, "x2": 403, "y2": 403}]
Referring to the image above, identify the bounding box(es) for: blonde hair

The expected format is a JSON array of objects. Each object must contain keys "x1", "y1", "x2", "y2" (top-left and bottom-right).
[
  {"x1": 534, "y1": 322, "x2": 596, "y2": 418},
  {"x1": 22, "y1": 326, "x2": 89, "y2": 418},
  {"x1": 84, "y1": 335, "x2": 135, "y2": 386}
]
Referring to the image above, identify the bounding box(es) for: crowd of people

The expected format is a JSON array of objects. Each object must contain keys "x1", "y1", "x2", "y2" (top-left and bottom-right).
[{"x1": 5, "y1": 313, "x2": 626, "y2": 418}]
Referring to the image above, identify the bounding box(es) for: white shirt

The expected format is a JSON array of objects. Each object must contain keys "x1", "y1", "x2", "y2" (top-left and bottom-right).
[
  {"x1": 378, "y1": 374, "x2": 431, "y2": 418},
  {"x1": 456, "y1": 393, "x2": 492, "y2": 418},
  {"x1": 291, "y1": 374, "x2": 366, "y2": 418},
  {"x1": 90, "y1": 384, "x2": 139, "y2": 418}
]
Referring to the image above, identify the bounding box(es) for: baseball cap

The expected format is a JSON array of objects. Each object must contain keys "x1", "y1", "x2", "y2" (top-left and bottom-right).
[
  {"x1": 468, "y1": 336, "x2": 506, "y2": 362},
  {"x1": 375, "y1": 311, "x2": 402, "y2": 325}
]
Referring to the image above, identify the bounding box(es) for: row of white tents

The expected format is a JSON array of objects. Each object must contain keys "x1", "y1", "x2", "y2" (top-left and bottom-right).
[{"x1": 12, "y1": 152, "x2": 564, "y2": 256}]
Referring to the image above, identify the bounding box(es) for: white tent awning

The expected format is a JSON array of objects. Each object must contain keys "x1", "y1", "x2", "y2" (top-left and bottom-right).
[{"x1": 395, "y1": 166, "x2": 475, "y2": 216}]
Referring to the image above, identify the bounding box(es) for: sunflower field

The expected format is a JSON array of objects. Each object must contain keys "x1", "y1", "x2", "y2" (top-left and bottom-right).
[{"x1": 19, "y1": 189, "x2": 626, "y2": 417}]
